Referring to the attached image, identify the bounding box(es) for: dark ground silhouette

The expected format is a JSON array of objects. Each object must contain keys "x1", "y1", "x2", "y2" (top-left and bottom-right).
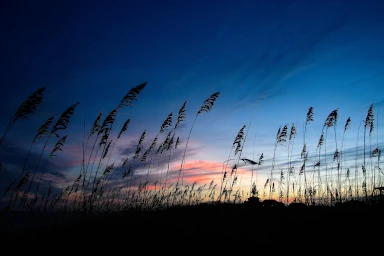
[{"x1": 2, "y1": 198, "x2": 384, "y2": 244}]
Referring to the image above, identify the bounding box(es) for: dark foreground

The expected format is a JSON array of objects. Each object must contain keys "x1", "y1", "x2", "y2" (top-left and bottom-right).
[{"x1": 2, "y1": 202, "x2": 384, "y2": 244}]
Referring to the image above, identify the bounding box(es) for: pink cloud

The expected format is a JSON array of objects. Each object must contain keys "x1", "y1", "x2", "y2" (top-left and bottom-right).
[{"x1": 168, "y1": 160, "x2": 224, "y2": 185}]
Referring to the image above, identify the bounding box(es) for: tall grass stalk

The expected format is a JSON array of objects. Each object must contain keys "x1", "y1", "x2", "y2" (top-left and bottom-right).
[
  {"x1": 339, "y1": 116, "x2": 351, "y2": 202},
  {"x1": 177, "y1": 92, "x2": 220, "y2": 187},
  {"x1": 302, "y1": 106, "x2": 314, "y2": 204},
  {"x1": 18, "y1": 102, "x2": 79, "y2": 211},
  {"x1": 226, "y1": 90, "x2": 264, "y2": 202},
  {"x1": 363, "y1": 104, "x2": 374, "y2": 198},
  {"x1": 269, "y1": 124, "x2": 288, "y2": 200},
  {"x1": 286, "y1": 123, "x2": 296, "y2": 204},
  {"x1": 8, "y1": 116, "x2": 54, "y2": 208},
  {"x1": 322, "y1": 108, "x2": 338, "y2": 205},
  {"x1": 80, "y1": 110, "x2": 103, "y2": 205}
]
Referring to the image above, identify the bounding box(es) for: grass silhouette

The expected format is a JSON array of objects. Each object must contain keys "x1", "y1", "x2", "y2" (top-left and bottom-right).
[{"x1": 0, "y1": 84, "x2": 383, "y2": 237}]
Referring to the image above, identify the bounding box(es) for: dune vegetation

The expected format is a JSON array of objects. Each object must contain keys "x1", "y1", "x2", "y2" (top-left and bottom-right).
[{"x1": 0, "y1": 82, "x2": 383, "y2": 234}]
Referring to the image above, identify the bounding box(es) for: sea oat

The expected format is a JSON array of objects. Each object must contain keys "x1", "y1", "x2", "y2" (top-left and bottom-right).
[
  {"x1": 175, "y1": 101, "x2": 187, "y2": 130},
  {"x1": 89, "y1": 111, "x2": 103, "y2": 138},
  {"x1": 277, "y1": 124, "x2": 288, "y2": 144},
  {"x1": 117, "y1": 119, "x2": 131, "y2": 139},
  {"x1": 33, "y1": 116, "x2": 55, "y2": 143},
  {"x1": 51, "y1": 102, "x2": 79, "y2": 138},
  {"x1": 197, "y1": 92, "x2": 220, "y2": 114},
  {"x1": 306, "y1": 106, "x2": 314, "y2": 124},
  {"x1": 324, "y1": 108, "x2": 338, "y2": 128},
  {"x1": 50, "y1": 135, "x2": 68, "y2": 158},
  {"x1": 13, "y1": 87, "x2": 46, "y2": 123},
  {"x1": 344, "y1": 117, "x2": 351, "y2": 132},
  {"x1": 118, "y1": 82, "x2": 147, "y2": 109},
  {"x1": 98, "y1": 108, "x2": 117, "y2": 135},
  {"x1": 289, "y1": 123, "x2": 296, "y2": 141},
  {"x1": 160, "y1": 113, "x2": 172, "y2": 134}
]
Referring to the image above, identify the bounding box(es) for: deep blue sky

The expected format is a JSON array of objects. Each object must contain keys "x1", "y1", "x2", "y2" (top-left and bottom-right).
[{"x1": 1, "y1": 0, "x2": 383, "y2": 202}]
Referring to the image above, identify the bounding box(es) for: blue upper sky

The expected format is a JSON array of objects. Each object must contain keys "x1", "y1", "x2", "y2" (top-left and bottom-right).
[{"x1": 1, "y1": 0, "x2": 383, "y2": 202}]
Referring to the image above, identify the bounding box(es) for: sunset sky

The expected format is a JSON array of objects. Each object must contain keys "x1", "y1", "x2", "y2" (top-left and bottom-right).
[{"x1": 1, "y1": 0, "x2": 383, "y2": 204}]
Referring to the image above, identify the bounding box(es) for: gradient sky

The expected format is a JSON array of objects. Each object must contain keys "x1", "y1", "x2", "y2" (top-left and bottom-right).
[{"x1": 1, "y1": 0, "x2": 384, "y2": 203}]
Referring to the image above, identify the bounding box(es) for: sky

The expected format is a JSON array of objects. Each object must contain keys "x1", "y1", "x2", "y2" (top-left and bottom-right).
[{"x1": 0, "y1": 0, "x2": 384, "y2": 206}]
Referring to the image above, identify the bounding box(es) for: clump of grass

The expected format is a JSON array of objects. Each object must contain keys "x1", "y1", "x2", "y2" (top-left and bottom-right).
[{"x1": 20, "y1": 101, "x2": 80, "y2": 211}]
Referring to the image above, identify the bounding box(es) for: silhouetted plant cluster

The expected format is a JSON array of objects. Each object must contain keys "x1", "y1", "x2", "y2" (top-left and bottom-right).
[{"x1": 0, "y1": 84, "x2": 383, "y2": 231}]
